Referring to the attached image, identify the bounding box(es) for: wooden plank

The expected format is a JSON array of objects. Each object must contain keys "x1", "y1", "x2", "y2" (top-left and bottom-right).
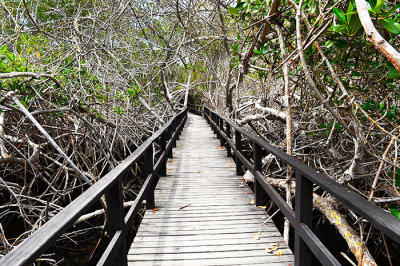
[
  {"x1": 128, "y1": 260, "x2": 292, "y2": 266},
  {"x1": 137, "y1": 223, "x2": 275, "y2": 232},
  {"x1": 131, "y1": 236, "x2": 288, "y2": 248},
  {"x1": 128, "y1": 250, "x2": 293, "y2": 261},
  {"x1": 128, "y1": 113, "x2": 293, "y2": 265},
  {"x1": 130, "y1": 242, "x2": 288, "y2": 254},
  {"x1": 135, "y1": 227, "x2": 281, "y2": 237}
]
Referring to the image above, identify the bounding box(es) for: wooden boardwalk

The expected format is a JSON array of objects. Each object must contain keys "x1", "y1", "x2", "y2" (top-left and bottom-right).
[{"x1": 128, "y1": 113, "x2": 294, "y2": 265}]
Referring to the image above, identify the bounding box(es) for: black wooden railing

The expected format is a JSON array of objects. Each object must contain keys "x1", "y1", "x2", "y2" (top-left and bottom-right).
[
  {"x1": 203, "y1": 107, "x2": 400, "y2": 266},
  {"x1": 0, "y1": 108, "x2": 187, "y2": 266}
]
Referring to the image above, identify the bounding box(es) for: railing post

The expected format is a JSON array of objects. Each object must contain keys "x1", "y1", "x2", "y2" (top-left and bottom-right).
[
  {"x1": 216, "y1": 116, "x2": 221, "y2": 140},
  {"x1": 105, "y1": 178, "x2": 127, "y2": 265},
  {"x1": 175, "y1": 118, "x2": 180, "y2": 140},
  {"x1": 226, "y1": 123, "x2": 232, "y2": 157},
  {"x1": 235, "y1": 129, "x2": 244, "y2": 176},
  {"x1": 173, "y1": 119, "x2": 177, "y2": 147},
  {"x1": 168, "y1": 124, "x2": 173, "y2": 158},
  {"x1": 253, "y1": 141, "x2": 266, "y2": 206},
  {"x1": 160, "y1": 132, "x2": 167, "y2": 176},
  {"x1": 212, "y1": 113, "x2": 217, "y2": 134},
  {"x1": 145, "y1": 145, "x2": 155, "y2": 209},
  {"x1": 295, "y1": 171, "x2": 313, "y2": 265},
  {"x1": 219, "y1": 118, "x2": 225, "y2": 146}
]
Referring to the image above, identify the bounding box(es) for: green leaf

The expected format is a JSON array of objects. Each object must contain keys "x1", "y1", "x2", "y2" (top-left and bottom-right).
[
  {"x1": 395, "y1": 169, "x2": 400, "y2": 187},
  {"x1": 228, "y1": 7, "x2": 238, "y2": 16},
  {"x1": 348, "y1": 14, "x2": 362, "y2": 35},
  {"x1": 343, "y1": 11, "x2": 358, "y2": 16},
  {"x1": 332, "y1": 24, "x2": 348, "y2": 34},
  {"x1": 309, "y1": 0, "x2": 318, "y2": 15},
  {"x1": 380, "y1": 18, "x2": 400, "y2": 34},
  {"x1": 334, "y1": 40, "x2": 348, "y2": 48},
  {"x1": 5, "y1": 53, "x2": 14, "y2": 62},
  {"x1": 235, "y1": 1, "x2": 246, "y2": 10},
  {"x1": 0, "y1": 45, "x2": 7, "y2": 55},
  {"x1": 324, "y1": 40, "x2": 335, "y2": 48},
  {"x1": 374, "y1": 0, "x2": 386, "y2": 12},
  {"x1": 0, "y1": 62, "x2": 7, "y2": 70},
  {"x1": 333, "y1": 8, "x2": 346, "y2": 24},
  {"x1": 390, "y1": 207, "x2": 400, "y2": 219},
  {"x1": 387, "y1": 69, "x2": 400, "y2": 79},
  {"x1": 253, "y1": 49, "x2": 263, "y2": 55}
]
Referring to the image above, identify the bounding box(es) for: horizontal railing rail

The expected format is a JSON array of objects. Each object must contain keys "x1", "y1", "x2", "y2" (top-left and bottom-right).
[
  {"x1": 0, "y1": 108, "x2": 188, "y2": 266},
  {"x1": 203, "y1": 107, "x2": 400, "y2": 266}
]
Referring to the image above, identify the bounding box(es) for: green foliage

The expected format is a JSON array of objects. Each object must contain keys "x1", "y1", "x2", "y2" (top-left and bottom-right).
[
  {"x1": 331, "y1": 1, "x2": 362, "y2": 36},
  {"x1": 394, "y1": 169, "x2": 400, "y2": 187},
  {"x1": 390, "y1": 206, "x2": 400, "y2": 220},
  {"x1": 380, "y1": 18, "x2": 400, "y2": 34},
  {"x1": 113, "y1": 106, "x2": 125, "y2": 115},
  {"x1": 0, "y1": 45, "x2": 27, "y2": 73}
]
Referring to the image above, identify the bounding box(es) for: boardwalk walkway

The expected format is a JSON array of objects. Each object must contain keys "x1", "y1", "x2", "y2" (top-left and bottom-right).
[{"x1": 128, "y1": 113, "x2": 294, "y2": 265}]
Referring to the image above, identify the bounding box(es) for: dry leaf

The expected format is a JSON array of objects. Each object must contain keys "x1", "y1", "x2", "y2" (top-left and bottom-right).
[
  {"x1": 247, "y1": 192, "x2": 253, "y2": 194},
  {"x1": 152, "y1": 208, "x2": 159, "y2": 214},
  {"x1": 252, "y1": 232, "x2": 261, "y2": 240},
  {"x1": 276, "y1": 250, "x2": 283, "y2": 256},
  {"x1": 197, "y1": 170, "x2": 201, "y2": 173},
  {"x1": 178, "y1": 204, "x2": 191, "y2": 210},
  {"x1": 265, "y1": 243, "x2": 280, "y2": 253},
  {"x1": 257, "y1": 205, "x2": 267, "y2": 209},
  {"x1": 249, "y1": 200, "x2": 255, "y2": 205}
]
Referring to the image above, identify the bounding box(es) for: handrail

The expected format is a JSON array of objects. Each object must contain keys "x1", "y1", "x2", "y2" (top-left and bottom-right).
[
  {"x1": 203, "y1": 106, "x2": 400, "y2": 266},
  {"x1": 0, "y1": 108, "x2": 188, "y2": 266}
]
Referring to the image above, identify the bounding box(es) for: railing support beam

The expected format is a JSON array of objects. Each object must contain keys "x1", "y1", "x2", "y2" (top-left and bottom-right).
[
  {"x1": 295, "y1": 171, "x2": 313, "y2": 265},
  {"x1": 145, "y1": 145, "x2": 155, "y2": 209},
  {"x1": 226, "y1": 123, "x2": 232, "y2": 157},
  {"x1": 160, "y1": 132, "x2": 167, "y2": 176},
  {"x1": 235, "y1": 130, "x2": 244, "y2": 176},
  {"x1": 105, "y1": 179, "x2": 127, "y2": 265},
  {"x1": 253, "y1": 141, "x2": 267, "y2": 206}
]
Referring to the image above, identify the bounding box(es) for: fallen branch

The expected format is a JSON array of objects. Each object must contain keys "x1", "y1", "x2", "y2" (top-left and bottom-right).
[{"x1": 0, "y1": 72, "x2": 64, "y2": 89}]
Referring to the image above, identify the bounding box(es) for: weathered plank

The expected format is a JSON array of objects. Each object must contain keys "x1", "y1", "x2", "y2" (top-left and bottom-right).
[{"x1": 128, "y1": 113, "x2": 294, "y2": 265}]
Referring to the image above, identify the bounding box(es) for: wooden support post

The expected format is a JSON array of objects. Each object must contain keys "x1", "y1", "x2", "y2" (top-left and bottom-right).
[
  {"x1": 216, "y1": 116, "x2": 221, "y2": 140},
  {"x1": 175, "y1": 118, "x2": 180, "y2": 140},
  {"x1": 173, "y1": 119, "x2": 177, "y2": 148},
  {"x1": 219, "y1": 118, "x2": 226, "y2": 146},
  {"x1": 253, "y1": 141, "x2": 266, "y2": 206},
  {"x1": 168, "y1": 125, "x2": 173, "y2": 158},
  {"x1": 226, "y1": 123, "x2": 232, "y2": 157},
  {"x1": 295, "y1": 171, "x2": 313, "y2": 266},
  {"x1": 105, "y1": 179, "x2": 127, "y2": 265},
  {"x1": 160, "y1": 132, "x2": 167, "y2": 176},
  {"x1": 145, "y1": 145, "x2": 155, "y2": 209},
  {"x1": 235, "y1": 130, "x2": 244, "y2": 176},
  {"x1": 212, "y1": 113, "x2": 217, "y2": 134}
]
